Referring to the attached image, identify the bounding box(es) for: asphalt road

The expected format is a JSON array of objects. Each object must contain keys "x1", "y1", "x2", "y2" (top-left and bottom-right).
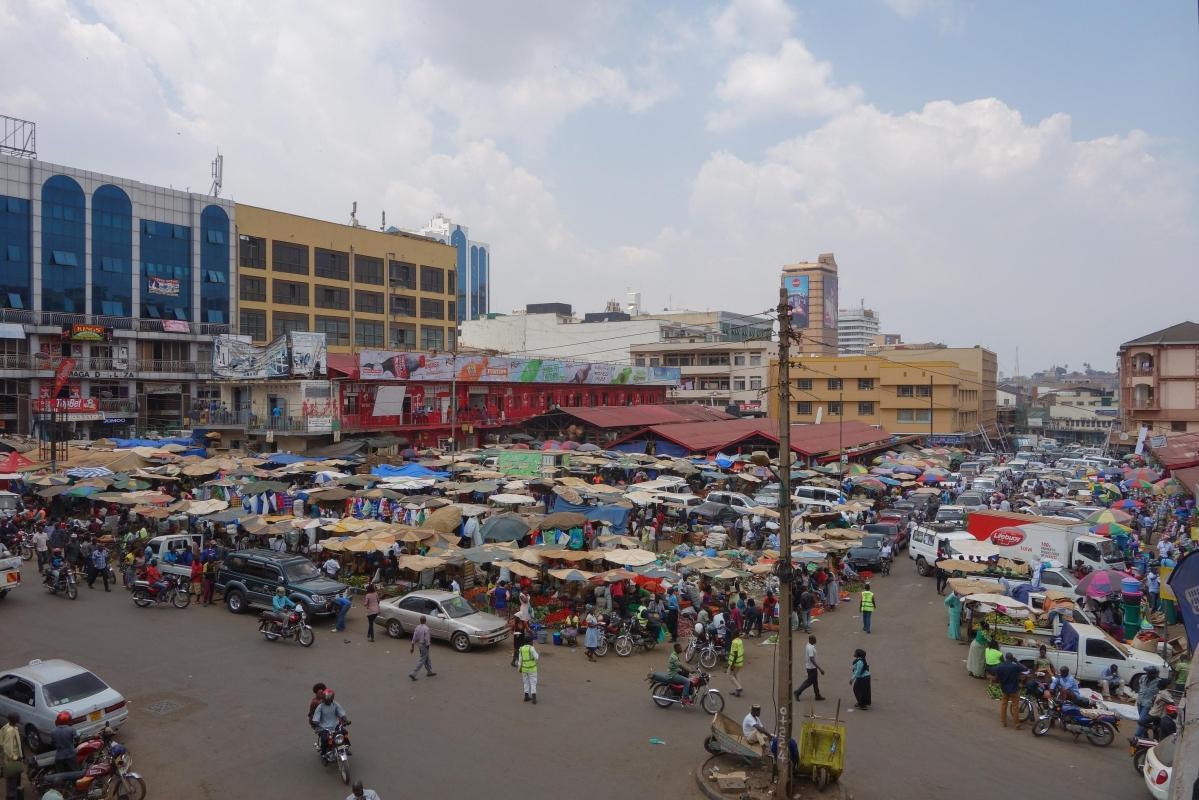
[{"x1": 3, "y1": 558, "x2": 1145, "y2": 800}]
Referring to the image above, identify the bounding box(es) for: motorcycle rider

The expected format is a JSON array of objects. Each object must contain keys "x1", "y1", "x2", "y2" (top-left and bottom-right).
[
  {"x1": 270, "y1": 586, "x2": 297, "y2": 629},
  {"x1": 144, "y1": 559, "x2": 166, "y2": 598},
  {"x1": 666, "y1": 642, "x2": 692, "y2": 700},
  {"x1": 43, "y1": 548, "x2": 66, "y2": 588},
  {"x1": 51, "y1": 711, "x2": 77, "y2": 774},
  {"x1": 310, "y1": 688, "x2": 349, "y2": 759}
]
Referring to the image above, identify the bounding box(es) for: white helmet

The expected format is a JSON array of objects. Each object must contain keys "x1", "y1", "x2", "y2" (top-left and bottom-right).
[{"x1": 42, "y1": 791, "x2": 66, "y2": 800}]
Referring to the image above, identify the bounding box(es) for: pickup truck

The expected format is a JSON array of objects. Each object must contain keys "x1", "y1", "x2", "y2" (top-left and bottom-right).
[
  {"x1": 0, "y1": 555, "x2": 20, "y2": 599},
  {"x1": 1000, "y1": 621, "x2": 1168, "y2": 691}
]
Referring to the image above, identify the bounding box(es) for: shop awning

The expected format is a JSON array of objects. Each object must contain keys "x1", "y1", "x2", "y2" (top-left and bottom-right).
[{"x1": 0, "y1": 324, "x2": 25, "y2": 339}]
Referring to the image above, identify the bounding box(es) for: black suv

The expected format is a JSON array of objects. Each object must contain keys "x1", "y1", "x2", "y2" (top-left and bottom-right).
[{"x1": 215, "y1": 549, "x2": 349, "y2": 617}]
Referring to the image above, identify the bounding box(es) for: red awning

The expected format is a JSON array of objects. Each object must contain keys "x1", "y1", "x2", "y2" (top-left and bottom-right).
[{"x1": 325, "y1": 353, "x2": 359, "y2": 380}]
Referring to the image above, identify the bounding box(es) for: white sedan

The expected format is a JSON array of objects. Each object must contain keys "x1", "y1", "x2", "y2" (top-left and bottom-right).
[
  {"x1": 1143, "y1": 734, "x2": 1175, "y2": 800},
  {"x1": 0, "y1": 659, "x2": 129, "y2": 751}
]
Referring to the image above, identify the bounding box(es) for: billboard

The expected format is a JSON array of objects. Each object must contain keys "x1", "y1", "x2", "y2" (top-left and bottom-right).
[
  {"x1": 147, "y1": 277, "x2": 180, "y2": 296},
  {"x1": 823, "y1": 273, "x2": 838, "y2": 330},
  {"x1": 783, "y1": 275, "x2": 809, "y2": 328},
  {"x1": 290, "y1": 332, "x2": 327, "y2": 377},
  {"x1": 213, "y1": 333, "x2": 328, "y2": 380},
  {"x1": 357, "y1": 352, "x2": 680, "y2": 386}
]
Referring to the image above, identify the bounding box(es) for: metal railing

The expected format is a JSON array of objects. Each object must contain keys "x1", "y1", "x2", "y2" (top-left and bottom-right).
[
  {"x1": 0, "y1": 308, "x2": 231, "y2": 335},
  {"x1": 0, "y1": 355, "x2": 206, "y2": 374},
  {"x1": 191, "y1": 408, "x2": 309, "y2": 432}
]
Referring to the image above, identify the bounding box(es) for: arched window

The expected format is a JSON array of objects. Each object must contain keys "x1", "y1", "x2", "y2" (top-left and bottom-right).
[
  {"x1": 41, "y1": 175, "x2": 86, "y2": 313},
  {"x1": 92, "y1": 185, "x2": 132, "y2": 317}
]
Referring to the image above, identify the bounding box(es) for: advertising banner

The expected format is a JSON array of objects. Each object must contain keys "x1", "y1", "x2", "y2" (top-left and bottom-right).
[
  {"x1": 1167, "y1": 551, "x2": 1199, "y2": 654},
  {"x1": 822, "y1": 273, "x2": 838, "y2": 330},
  {"x1": 161, "y1": 320, "x2": 190, "y2": 333},
  {"x1": 63, "y1": 324, "x2": 111, "y2": 342},
  {"x1": 147, "y1": 277, "x2": 180, "y2": 296},
  {"x1": 783, "y1": 275, "x2": 809, "y2": 328},
  {"x1": 357, "y1": 351, "x2": 680, "y2": 386},
  {"x1": 290, "y1": 332, "x2": 328, "y2": 377},
  {"x1": 212, "y1": 335, "x2": 291, "y2": 379},
  {"x1": 51, "y1": 357, "x2": 75, "y2": 399},
  {"x1": 33, "y1": 397, "x2": 99, "y2": 413}
]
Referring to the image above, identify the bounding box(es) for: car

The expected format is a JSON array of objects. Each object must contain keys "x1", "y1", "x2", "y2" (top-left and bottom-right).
[
  {"x1": 752, "y1": 490, "x2": 781, "y2": 507},
  {"x1": 934, "y1": 505, "x2": 967, "y2": 528},
  {"x1": 705, "y1": 491, "x2": 757, "y2": 514},
  {"x1": 1143, "y1": 733, "x2": 1175, "y2": 800},
  {"x1": 0, "y1": 659, "x2": 128, "y2": 751},
  {"x1": 847, "y1": 533, "x2": 888, "y2": 571},
  {"x1": 377, "y1": 589, "x2": 509, "y2": 652},
  {"x1": 215, "y1": 549, "x2": 350, "y2": 616},
  {"x1": 957, "y1": 493, "x2": 986, "y2": 511},
  {"x1": 142, "y1": 533, "x2": 206, "y2": 582},
  {"x1": 864, "y1": 523, "x2": 905, "y2": 550}
]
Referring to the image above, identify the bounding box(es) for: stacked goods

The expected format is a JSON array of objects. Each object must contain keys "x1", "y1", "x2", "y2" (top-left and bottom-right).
[{"x1": 705, "y1": 530, "x2": 729, "y2": 550}]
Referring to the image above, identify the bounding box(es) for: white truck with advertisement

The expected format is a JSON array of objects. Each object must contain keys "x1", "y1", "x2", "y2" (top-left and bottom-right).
[
  {"x1": 980, "y1": 521, "x2": 1124, "y2": 575},
  {"x1": 0, "y1": 554, "x2": 20, "y2": 599}
]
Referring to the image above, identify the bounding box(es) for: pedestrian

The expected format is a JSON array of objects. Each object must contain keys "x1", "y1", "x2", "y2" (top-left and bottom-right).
[
  {"x1": 726, "y1": 629, "x2": 745, "y2": 697},
  {"x1": 331, "y1": 594, "x2": 351, "y2": 633},
  {"x1": 850, "y1": 648, "x2": 871, "y2": 709},
  {"x1": 518, "y1": 638, "x2": 540, "y2": 704},
  {"x1": 492, "y1": 580, "x2": 509, "y2": 617},
  {"x1": 322, "y1": 554, "x2": 340, "y2": 580},
  {"x1": 346, "y1": 779, "x2": 381, "y2": 800},
  {"x1": 859, "y1": 582, "x2": 876, "y2": 634},
  {"x1": 1147, "y1": 569, "x2": 1160, "y2": 613},
  {"x1": 583, "y1": 605, "x2": 600, "y2": 662},
  {"x1": 944, "y1": 592, "x2": 961, "y2": 640},
  {"x1": 363, "y1": 583, "x2": 380, "y2": 642},
  {"x1": 1, "y1": 712, "x2": 21, "y2": 800},
  {"x1": 32, "y1": 527, "x2": 48, "y2": 570},
  {"x1": 189, "y1": 556, "x2": 203, "y2": 599},
  {"x1": 993, "y1": 653, "x2": 1027, "y2": 729},
  {"x1": 967, "y1": 621, "x2": 990, "y2": 678},
  {"x1": 408, "y1": 615, "x2": 436, "y2": 680},
  {"x1": 665, "y1": 587, "x2": 680, "y2": 642},
  {"x1": 88, "y1": 543, "x2": 111, "y2": 591},
  {"x1": 799, "y1": 587, "x2": 813, "y2": 633},
  {"x1": 200, "y1": 556, "x2": 217, "y2": 606},
  {"x1": 825, "y1": 568, "x2": 839, "y2": 610},
  {"x1": 794, "y1": 635, "x2": 825, "y2": 701},
  {"x1": 935, "y1": 563, "x2": 949, "y2": 595}
]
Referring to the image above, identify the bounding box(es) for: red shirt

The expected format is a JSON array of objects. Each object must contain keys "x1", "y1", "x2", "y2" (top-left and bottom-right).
[{"x1": 145, "y1": 566, "x2": 162, "y2": 583}]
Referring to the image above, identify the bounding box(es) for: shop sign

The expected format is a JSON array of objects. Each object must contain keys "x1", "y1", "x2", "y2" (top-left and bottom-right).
[
  {"x1": 148, "y1": 277, "x2": 180, "y2": 296},
  {"x1": 990, "y1": 528, "x2": 1025, "y2": 548},
  {"x1": 33, "y1": 397, "x2": 99, "y2": 414},
  {"x1": 103, "y1": 417, "x2": 128, "y2": 424},
  {"x1": 62, "y1": 324, "x2": 112, "y2": 342}
]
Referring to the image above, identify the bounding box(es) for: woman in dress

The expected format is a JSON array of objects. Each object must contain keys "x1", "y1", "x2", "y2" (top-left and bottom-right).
[
  {"x1": 944, "y1": 592, "x2": 962, "y2": 640},
  {"x1": 583, "y1": 604, "x2": 600, "y2": 661},
  {"x1": 967, "y1": 621, "x2": 990, "y2": 678},
  {"x1": 850, "y1": 649, "x2": 871, "y2": 709}
]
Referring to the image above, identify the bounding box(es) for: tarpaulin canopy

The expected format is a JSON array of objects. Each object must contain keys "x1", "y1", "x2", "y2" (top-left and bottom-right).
[
  {"x1": 109, "y1": 437, "x2": 192, "y2": 448},
  {"x1": 259, "y1": 453, "x2": 312, "y2": 466},
  {"x1": 550, "y1": 496, "x2": 631, "y2": 533},
  {"x1": 372, "y1": 463, "x2": 450, "y2": 480}
]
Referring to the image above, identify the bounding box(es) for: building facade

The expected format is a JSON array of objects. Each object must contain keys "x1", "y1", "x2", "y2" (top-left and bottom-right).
[
  {"x1": 767, "y1": 354, "x2": 983, "y2": 443},
  {"x1": 416, "y1": 213, "x2": 490, "y2": 324},
  {"x1": 867, "y1": 344, "x2": 998, "y2": 439},
  {"x1": 781, "y1": 253, "x2": 839, "y2": 356},
  {"x1": 630, "y1": 339, "x2": 778, "y2": 413},
  {"x1": 0, "y1": 154, "x2": 235, "y2": 438},
  {"x1": 838, "y1": 303, "x2": 880, "y2": 355},
  {"x1": 1118, "y1": 321, "x2": 1199, "y2": 436},
  {"x1": 234, "y1": 205, "x2": 457, "y2": 355}
]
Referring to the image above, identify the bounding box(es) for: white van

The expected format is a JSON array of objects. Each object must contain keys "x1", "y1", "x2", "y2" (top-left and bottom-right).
[
  {"x1": 794, "y1": 497, "x2": 837, "y2": 515},
  {"x1": 909, "y1": 526, "x2": 976, "y2": 576},
  {"x1": 793, "y1": 485, "x2": 841, "y2": 504}
]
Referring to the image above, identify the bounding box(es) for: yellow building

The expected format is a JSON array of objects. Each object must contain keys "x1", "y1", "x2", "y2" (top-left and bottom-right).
[
  {"x1": 866, "y1": 344, "x2": 998, "y2": 436},
  {"x1": 233, "y1": 205, "x2": 458, "y2": 353},
  {"x1": 767, "y1": 354, "x2": 982, "y2": 439}
]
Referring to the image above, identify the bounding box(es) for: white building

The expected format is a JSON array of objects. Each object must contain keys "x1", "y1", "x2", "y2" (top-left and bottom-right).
[
  {"x1": 838, "y1": 303, "x2": 880, "y2": 354},
  {"x1": 415, "y1": 213, "x2": 490, "y2": 324},
  {"x1": 460, "y1": 311, "x2": 670, "y2": 364},
  {"x1": 630, "y1": 339, "x2": 778, "y2": 412}
]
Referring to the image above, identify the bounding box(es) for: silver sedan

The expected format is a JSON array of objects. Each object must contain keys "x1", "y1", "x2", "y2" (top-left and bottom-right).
[{"x1": 377, "y1": 589, "x2": 509, "y2": 652}]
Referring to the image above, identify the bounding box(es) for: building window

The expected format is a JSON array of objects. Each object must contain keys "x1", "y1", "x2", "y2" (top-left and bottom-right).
[
  {"x1": 239, "y1": 275, "x2": 266, "y2": 302},
  {"x1": 796, "y1": 378, "x2": 812, "y2": 391},
  {"x1": 355, "y1": 291, "x2": 383, "y2": 314},
  {"x1": 1172, "y1": 421, "x2": 1187, "y2": 432},
  {"x1": 828, "y1": 402, "x2": 842, "y2": 416},
  {"x1": 749, "y1": 377, "x2": 762, "y2": 391},
  {"x1": 391, "y1": 295, "x2": 416, "y2": 317},
  {"x1": 420, "y1": 298, "x2": 444, "y2": 320},
  {"x1": 733, "y1": 355, "x2": 745, "y2": 366},
  {"x1": 239, "y1": 310, "x2": 267, "y2": 341},
  {"x1": 827, "y1": 378, "x2": 842, "y2": 391},
  {"x1": 315, "y1": 286, "x2": 349, "y2": 310},
  {"x1": 796, "y1": 401, "x2": 812, "y2": 415},
  {"x1": 420, "y1": 265, "x2": 444, "y2": 293},
  {"x1": 897, "y1": 385, "x2": 914, "y2": 397},
  {"x1": 355, "y1": 320, "x2": 384, "y2": 347},
  {"x1": 446, "y1": 327, "x2": 456, "y2": 351},
  {"x1": 858, "y1": 378, "x2": 874, "y2": 391},
  {"x1": 272, "y1": 280, "x2": 309, "y2": 306},
  {"x1": 315, "y1": 315, "x2": 350, "y2": 346},
  {"x1": 749, "y1": 355, "x2": 762, "y2": 367},
  {"x1": 314, "y1": 248, "x2": 350, "y2": 281},
  {"x1": 389, "y1": 261, "x2": 416, "y2": 289},
  {"x1": 448, "y1": 301, "x2": 456, "y2": 321},
  {"x1": 91, "y1": 185, "x2": 133, "y2": 318},
  {"x1": 649, "y1": 357, "x2": 660, "y2": 367},
  {"x1": 634, "y1": 357, "x2": 645, "y2": 366},
  {"x1": 420, "y1": 325, "x2": 443, "y2": 351},
  {"x1": 272, "y1": 241, "x2": 308, "y2": 275},
  {"x1": 390, "y1": 324, "x2": 416, "y2": 348},
  {"x1": 896, "y1": 408, "x2": 932, "y2": 423},
  {"x1": 239, "y1": 235, "x2": 266, "y2": 268},
  {"x1": 733, "y1": 378, "x2": 746, "y2": 391},
  {"x1": 354, "y1": 255, "x2": 383, "y2": 285},
  {"x1": 916, "y1": 384, "x2": 931, "y2": 397},
  {"x1": 858, "y1": 402, "x2": 875, "y2": 416},
  {"x1": 272, "y1": 312, "x2": 309, "y2": 338}
]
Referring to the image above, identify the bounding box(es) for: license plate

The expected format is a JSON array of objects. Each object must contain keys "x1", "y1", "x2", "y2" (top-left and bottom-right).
[{"x1": 88, "y1": 711, "x2": 102, "y2": 722}]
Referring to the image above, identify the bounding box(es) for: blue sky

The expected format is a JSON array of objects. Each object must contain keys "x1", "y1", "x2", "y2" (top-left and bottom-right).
[{"x1": 3, "y1": 0, "x2": 1196, "y2": 373}]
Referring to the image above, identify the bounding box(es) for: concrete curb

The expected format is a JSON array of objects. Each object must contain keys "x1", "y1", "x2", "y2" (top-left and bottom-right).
[{"x1": 694, "y1": 755, "x2": 731, "y2": 800}]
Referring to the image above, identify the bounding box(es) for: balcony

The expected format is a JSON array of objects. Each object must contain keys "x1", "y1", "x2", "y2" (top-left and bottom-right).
[
  {"x1": 0, "y1": 308, "x2": 231, "y2": 335},
  {"x1": 191, "y1": 409, "x2": 311, "y2": 433},
  {"x1": 0, "y1": 355, "x2": 208, "y2": 376}
]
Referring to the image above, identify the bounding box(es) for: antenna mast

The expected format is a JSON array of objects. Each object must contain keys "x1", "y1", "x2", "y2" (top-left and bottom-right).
[{"x1": 209, "y1": 151, "x2": 223, "y2": 196}]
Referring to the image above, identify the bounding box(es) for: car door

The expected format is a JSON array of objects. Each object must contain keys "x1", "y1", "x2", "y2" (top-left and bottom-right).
[
  {"x1": 426, "y1": 599, "x2": 452, "y2": 639},
  {"x1": 0, "y1": 674, "x2": 39, "y2": 731},
  {"x1": 1083, "y1": 637, "x2": 1125, "y2": 682},
  {"x1": 395, "y1": 595, "x2": 427, "y2": 632}
]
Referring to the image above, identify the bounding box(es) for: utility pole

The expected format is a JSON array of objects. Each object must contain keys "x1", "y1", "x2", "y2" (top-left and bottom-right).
[
  {"x1": 774, "y1": 286, "x2": 795, "y2": 799},
  {"x1": 929, "y1": 374, "x2": 934, "y2": 440}
]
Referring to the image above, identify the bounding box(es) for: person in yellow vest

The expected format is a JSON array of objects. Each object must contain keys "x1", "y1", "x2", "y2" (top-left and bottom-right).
[
  {"x1": 519, "y1": 640, "x2": 540, "y2": 705},
  {"x1": 726, "y1": 630, "x2": 745, "y2": 697},
  {"x1": 860, "y1": 583, "x2": 876, "y2": 634}
]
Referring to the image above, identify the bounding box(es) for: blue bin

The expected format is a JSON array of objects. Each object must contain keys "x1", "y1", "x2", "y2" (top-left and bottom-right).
[
  {"x1": 1121, "y1": 578, "x2": 1141, "y2": 594},
  {"x1": 552, "y1": 632, "x2": 562, "y2": 646}
]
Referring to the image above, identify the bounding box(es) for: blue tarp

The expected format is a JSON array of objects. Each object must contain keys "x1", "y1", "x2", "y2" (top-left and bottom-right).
[
  {"x1": 551, "y1": 496, "x2": 632, "y2": 533},
  {"x1": 610, "y1": 440, "x2": 688, "y2": 458},
  {"x1": 372, "y1": 463, "x2": 450, "y2": 479},
  {"x1": 109, "y1": 437, "x2": 192, "y2": 449},
  {"x1": 260, "y1": 453, "x2": 311, "y2": 466},
  {"x1": 181, "y1": 447, "x2": 207, "y2": 458}
]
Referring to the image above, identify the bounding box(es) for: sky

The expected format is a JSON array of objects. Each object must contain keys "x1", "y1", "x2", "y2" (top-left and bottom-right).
[{"x1": 2, "y1": 0, "x2": 1196, "y2": 374}]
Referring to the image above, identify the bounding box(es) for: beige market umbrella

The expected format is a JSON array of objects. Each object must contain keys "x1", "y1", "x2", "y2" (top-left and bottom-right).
[
  {"x1": 548, "y1": 568, "x2": 596, "y2": 582},
  {"x1": 537, "y1": 511, "x2": 588, "y2": 530},
  {"x1": 513, "y1": 548, "x2": 543, "y2": 566},
  {"x1": 494, "y1": 559, "x2": 540, "y2": 579},
  {"x1": 602, "y1": 548, "x2": 658, "y2": 567},
  {"x1": 747, "y1": 506, "x2": 781, "y2": 519},
  {"x1": 342, "y1": 537, "x2": 390, "y2": 553},
  {"x1": 422, "y1": 505, "x2": 463, "y2": 534},
  {"x1": 703, "y1": 567, "x2": 750, "y2": 581},
  {"x1": 551, "y1": 485, "x2": 583, "y2": 505},
  {"x1": 397, "y1": 554, "x2": 446, "y2": 572},
  {"x1": 395, "y1": 527, "x2": 435, "y2": 543},
  {"x1": 748, "y1": 562, "x2": 777, "y2": 575},
  {"x1": 596, "y1": 533, "x2": 640, "y2": 548},
  {"x1": 600, "y1": 568, "x2": 639, "y2": 582},
  {"x1": 490, "y1": 493, "x2": 538, "y2": 505},
  {"x1": 678, "y1": 555, "x2": 730, "y2": 570}
]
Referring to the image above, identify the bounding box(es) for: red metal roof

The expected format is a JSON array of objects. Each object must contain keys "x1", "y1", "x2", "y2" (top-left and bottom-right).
[
  {"x1": 326, "y1": 353, "x2": 359, "y2": 379},
  {"x1": 613, "y1": 419, "x2": 893, "y2": 456},
  {"x1": 1172, "y1": 466, "x2": 1199, "y2": 497},
  {"x1": 1151, "y1": 432, "x2": 1199, "y2": 470},
  {"x1": 557, "y1": 404, "x2": 734, "y2": 429}
]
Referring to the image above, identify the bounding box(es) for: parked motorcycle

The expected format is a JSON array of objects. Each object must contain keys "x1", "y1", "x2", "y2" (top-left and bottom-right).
[
  {"x1": 1018, "y1": 677, "x2": 1051, "y2": 723},
  {"x1": 259, "y1": 606, "x2": 315, "y2": 647},
  {"x1": 44, "y1": 567, "x2": 78, "y2": 600},
  {"x1": 317, "y1": 721, "x2": 353, "y2": 785},
  {"x1": 28, "y1": 741, "x2": 145, "y2": 800},
  {"x1": 646, "y1": 670, "x2": 724, "y2": 713},
  {"x1": 614, "y1": 620, "x2": 659, "y2": 657},
  {"x1": 685, "y1": 631, "x2": 725, "y2": 670},
  {"x1": 593, "y1": 617, "x2": 621, "y2": 658},
  {"x1": 1032, "y1": 700, "x2": 1119, "y2": 747},
  {"x1": 131, "y1": 575, "x2": 191, "y2": 609},
  {"x1": 1130, "y1": 705, "x2": 1178, "y2": 773},
  {"x1": 30, "y1": 726, "x2": 124, "y2": 784}
]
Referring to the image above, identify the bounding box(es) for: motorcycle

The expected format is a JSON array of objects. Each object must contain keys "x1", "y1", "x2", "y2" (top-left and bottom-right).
[
  {"x1": 259, "y1": 606, "x2": 315, "y2": 647},
  {"x1": 1018, "y1": 677, "x2": 1051, "y2": 723},
  {"x1": 614, "y1": 620, "x2": 659, "y2": 657},
  {"x1": 1032, "y1": 700, "x2": 1119, "y2": 747},
  {"x1": 131, "y1": 575, "x2": 191, "y2": 609},
  {"x1": 316, "y1": 721, "x2": 353, "y2": 785},
  {"x1": 593, "y1": 617, "x2": 621, "y2": 658},
  {"x1": 1130, "y1": 705, "x2": 1178, "y2": 773},
  {"x1": 30, "y1": 726, "x2": 125, "y2": 783},
  {"x1": 15, "y1": 532, "x2": 33, "y2": 562},
  {"x1": 29, "y1": 741, "x2": 145, "y2": 800},
  {"x1": 44, "y1": 567, "x2": 78, "y2": 600},
  {"x1": 646, "y1": 670, "x2": 725, "y2": 713},
  {"x1": 685, "y1": 631, "x2": 726, "y2": 670}
]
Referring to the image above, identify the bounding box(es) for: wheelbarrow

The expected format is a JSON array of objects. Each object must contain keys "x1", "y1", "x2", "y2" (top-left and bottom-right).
[
  {"x1": 703, "y1": 711, "x2": 773, "y2": 767},
  {"x1": 798, "y1": 700, "x2": 846, "y2": 790}
]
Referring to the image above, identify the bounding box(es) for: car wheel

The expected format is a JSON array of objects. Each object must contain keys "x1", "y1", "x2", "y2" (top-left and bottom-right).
[
  {"x1": 916, "y1": 557, "x2": 929, "y2": 577},
  {"x1": 451, "y1": 631, "x2": 471, "y2": 653},
  {"x1": 24, "y1": 724, "x2": 43, "y2": 751},
  {"x1": 226, "y1": 590, "x2": 245, "y2": 614},
  {"x1": 387, "y1": 619, "x2": 404, "y2": 639}
]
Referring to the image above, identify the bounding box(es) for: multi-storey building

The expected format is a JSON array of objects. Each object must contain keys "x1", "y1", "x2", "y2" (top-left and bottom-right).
[
  {"x1": 415, "y1": 213, "x2": 489, "y2": 324},
  {"x1": 837, "y1": 304, "x2": 880, "y2": 355},
  {"x1": 630, "y1": 340, "x2": 778, "y2": 413},
  {"x1": 868, "y1": 344, "x2": 999, "y2": 440},
  {"x1": 0, "y1": 153, "x2": 234, "y2": 437},
  {"x1": 1118, "y1": 321, "x2": 1199, "y2": 436},
  {"x1": 781, "y1": 253, "x2": 839, "y2": 356}
]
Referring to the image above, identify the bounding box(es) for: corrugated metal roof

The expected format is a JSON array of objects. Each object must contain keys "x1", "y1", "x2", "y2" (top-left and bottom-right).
[
  {"x1": 326, "y1": 353, "x2": 359, "y2": 379},
  {"x1": 1121, "y1": 321, "x2": 1199, "y2": 347},
  {"x1": 615, "y1": 419, "x2": 892, "y2": 456},
  {"x1": 1153, "y1": 432, "x2": 1199, "y2": 470},
  {"x1": 557, "y1": 404, "x2": 735, "y2": 429}
]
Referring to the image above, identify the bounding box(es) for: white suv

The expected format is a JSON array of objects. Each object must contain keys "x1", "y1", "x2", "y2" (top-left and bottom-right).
[{"x1": 704, "y1": 491, "x2": 757, "y2": 514}]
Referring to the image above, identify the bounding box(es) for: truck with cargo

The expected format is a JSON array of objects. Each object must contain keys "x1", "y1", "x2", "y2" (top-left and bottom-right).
[
  {"x1": 1000, "y1": 621, "x2": 1168, "y2": 690},
  {"x1": 967, "y1": 511, "x2": 1122, "y2": 574}
]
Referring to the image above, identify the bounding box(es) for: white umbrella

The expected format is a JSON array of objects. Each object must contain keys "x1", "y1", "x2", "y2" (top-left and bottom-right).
[
  {"x1": 490, "y1": 493, "x2": 538, "y2": 505},
  {"x1": 602, "y1": 548, "x2": 658, "y2": 567}
]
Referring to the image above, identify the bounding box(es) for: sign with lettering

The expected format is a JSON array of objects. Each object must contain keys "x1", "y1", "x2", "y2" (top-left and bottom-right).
[{"x1": 33, "y1": 397, "x2": 99, "y2": 414}]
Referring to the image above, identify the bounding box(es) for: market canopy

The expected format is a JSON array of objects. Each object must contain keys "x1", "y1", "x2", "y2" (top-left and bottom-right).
[
  {"x1": 602, "y1": 548, "x2": 658, "y2": 567},
  {"x1": 422, "y1": 506, "x2": 463, "y2": 534},
  {"x1": 548, "y1": 568, "x2": 596, "y2": 582},
  {"x1": 481, "y1": 513, "x2": 531, "y2": 542}
]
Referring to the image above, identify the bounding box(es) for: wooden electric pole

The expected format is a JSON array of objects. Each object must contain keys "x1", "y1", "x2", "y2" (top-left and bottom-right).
[{"x1": 774, "y1": 286, "x2": 795, "y2": 798}]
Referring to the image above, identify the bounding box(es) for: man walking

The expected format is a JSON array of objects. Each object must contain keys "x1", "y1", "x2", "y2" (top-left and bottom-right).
[
  {"x1": 794, "y1": 635, "x2": 825, "y2": 701},
  {"x1": 87, "y1": 542, "x2": 110, "y2": 591},
  {"x1": 726, "y1": 630, "x2": 745, "y2": 697},
  {"x1": 665, "y1": 587, "x2": 680, "y2": 642},
  {"x1": 408, "y1": 616, "x2": 436, "y2": 681},
  {"x1": 799, "y1": 587, "x2": 814, "y2": 633},
  {"x1": 1, "y1": 712, "x2": 21, "y2": 800},
  {"x1": 860, "y1": 583, "x2": 876, "y2": 634},
  {"x1": 518, "y1": 638, "x2": 540, "y2": 704},
  {"x1": 935, "y1": 562, "x2": 949, "y2": 595},
  {"x1": 32, "y1": 527, "x2": 48, "y2": 571},
  {"x1": 346, "y1": 780, "x2": 381, "y2": 800},
  {"x1": 993, "y1": 653, "x2": 1028, "y2": 729}
]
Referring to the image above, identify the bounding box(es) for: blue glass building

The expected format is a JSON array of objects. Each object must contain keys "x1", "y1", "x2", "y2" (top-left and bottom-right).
[{"x1": 419, "y1": 214, "x2": 489, "y2": 324}]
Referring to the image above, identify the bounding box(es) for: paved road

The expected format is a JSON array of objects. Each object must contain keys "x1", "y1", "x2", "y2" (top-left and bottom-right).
[{"x1": 3, "y1": 558, "x2": 1144, "y2": 799}]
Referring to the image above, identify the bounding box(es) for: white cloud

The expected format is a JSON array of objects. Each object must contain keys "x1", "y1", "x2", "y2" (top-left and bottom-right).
[
  {"x1": 708, "y1": 39, "x2": 864, "y2": 130},
  {"x1": 881, "y1": 0, "x2": 966, "y2": 32},
  {"x1": 711, "y1": 0, "x2": 797, "y2": 49}
]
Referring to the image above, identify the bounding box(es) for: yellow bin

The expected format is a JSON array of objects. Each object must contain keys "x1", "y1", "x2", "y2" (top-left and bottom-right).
[{"x1": 798, "y1": 715, "x2": 845, "y2": 789}]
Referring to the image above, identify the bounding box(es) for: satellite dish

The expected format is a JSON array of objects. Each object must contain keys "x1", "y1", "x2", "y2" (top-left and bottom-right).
[{"x1": 1119, "y1": 433, "x2": 1129, "y2": 441}]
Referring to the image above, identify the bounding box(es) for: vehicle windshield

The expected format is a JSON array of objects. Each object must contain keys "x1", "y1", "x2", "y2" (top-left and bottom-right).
[
  {"x1": 441, "y1": 596, "x2": 477, "y2": 619},
  {"x1": 284, "y1": 561, "x2": 322, "y2": 582},
  {"x1": 858, "y1": 534, "x2": 886, "y2": 550},
  {"x1": 936, "y1": 509, "x2": 964, "y2": 522},
  {"x1": 43, "y1": 672, "x2": 108, "y2": 707}
]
